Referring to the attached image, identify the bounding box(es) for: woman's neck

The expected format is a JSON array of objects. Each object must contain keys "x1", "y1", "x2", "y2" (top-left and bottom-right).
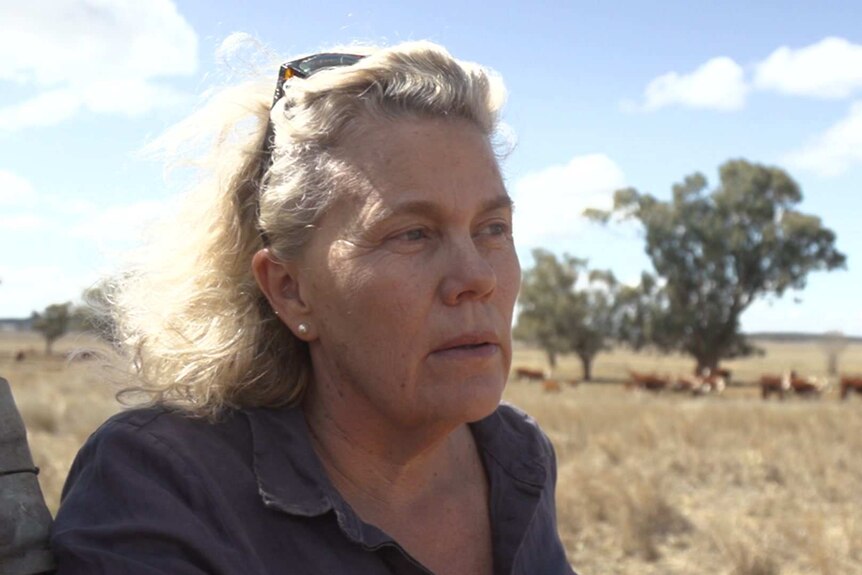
[
  {"x1": 301, "y1": 387, "x2": 494, "y2": 575},
  {"x1": 303, "y1": 395, "x2": 473, "y2": 509}
]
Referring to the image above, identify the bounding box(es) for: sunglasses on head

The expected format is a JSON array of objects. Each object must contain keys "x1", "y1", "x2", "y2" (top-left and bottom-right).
[
  {"x1": 261, "y1": 53, "x2": 365, "y2": 158},
  {"x1": 257, "y1": 52, "x2": 365, "y2": 243},
  {"x1": 269, "y1": 53, "x2": 365, "y2": 107}
]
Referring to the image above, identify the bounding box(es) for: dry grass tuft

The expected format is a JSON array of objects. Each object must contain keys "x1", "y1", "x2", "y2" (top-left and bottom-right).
[
  {"x1": 723, "y1": 543, "x2": 782, "y2": 575},
  {"x1": 17, "y1": 395, "x2": 63, "y2": 434},
  {"x1": 618, "y1": 475, "x2": 693, "y2": 561}
]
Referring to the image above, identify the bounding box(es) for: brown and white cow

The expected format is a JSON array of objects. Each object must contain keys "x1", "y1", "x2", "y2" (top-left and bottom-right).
[
  {"x1": 840, "y1": 375, "x2": 862, "y2": 400},
  {"x1": 788, "y1": 373, "x2": 827, "y2": 398},
  {"x1": 626, "y1": 370, "x2": 669, "y2": 392},
  {"x1": 670, "y1": 375, "x2": 699, "y2": 393},
  {"x1": 762, "y1": 371, "x2": 826, "y2": 399},
  {"x1": 542, "y1": 379, "x2": 562, "y2": 393},
  {"x1": 760, "y1": 373, "x2": 791, "y2": 400},
  {"x1": 695, "y1": 366, "x2": 732, "y2": 385},
  {"x1": 670, "y1": 370, "x2": 725, "y2": 396},
  {"x1": 698, "y1": 369, "x2": 727, "y2": 395},
  {"x1": 513, "y1": 367, "x2": 546, "y2": 382}
]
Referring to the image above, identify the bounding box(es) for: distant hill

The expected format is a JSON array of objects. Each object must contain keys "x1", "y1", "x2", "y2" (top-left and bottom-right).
[
  {"x1": 0, "y1": 317, "x2": 32, "y2": 332},
  {"x1": 746, "y1": 332, "x2": 862, "y2": 344},
  {"x1": 514, "y1": 331, "x2": 862, "y2": 348}
]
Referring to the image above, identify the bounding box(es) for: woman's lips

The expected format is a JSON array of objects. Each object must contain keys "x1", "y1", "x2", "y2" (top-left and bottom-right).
[{"x1": 431, "y1": 341, "x2": 500, "y2": 360}]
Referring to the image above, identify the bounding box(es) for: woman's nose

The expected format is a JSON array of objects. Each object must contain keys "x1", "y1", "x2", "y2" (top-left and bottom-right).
[{"x1": 439, "y1": 237, "x2": 497, "y2": 305}]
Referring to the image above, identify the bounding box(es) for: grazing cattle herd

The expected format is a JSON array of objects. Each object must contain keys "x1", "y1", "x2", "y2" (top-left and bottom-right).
[
  {"x1": 9, "y1": 348, "x2": 862, "y2": 402},
  {"x1": 512, "y1": 364, "x2": 862, "y2": 401},
  {"x1": 625, "y1": 368, "x2": 728, "y2": 396}
]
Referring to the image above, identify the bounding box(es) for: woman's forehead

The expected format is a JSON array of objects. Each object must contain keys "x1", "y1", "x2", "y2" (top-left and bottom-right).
[
  {"x1": 341, "y1": 116, "x2": 495, "y2": 171},
  {"x1": 318, "y1": 116, "x2": 507, "y2": 229}
]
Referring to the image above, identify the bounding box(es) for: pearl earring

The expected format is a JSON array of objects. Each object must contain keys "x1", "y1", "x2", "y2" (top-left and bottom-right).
[{"x1": 297, "y1": 323, "x2": 309, "y2": 336}]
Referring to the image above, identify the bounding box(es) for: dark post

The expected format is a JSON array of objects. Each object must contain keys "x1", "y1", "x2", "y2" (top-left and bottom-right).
[{"x1": 0, "y1": 377, "x2": 55, "y2": 574}]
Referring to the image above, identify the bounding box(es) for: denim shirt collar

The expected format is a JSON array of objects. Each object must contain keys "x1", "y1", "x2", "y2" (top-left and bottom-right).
[
  {"x1": 244, "y1": 402, "x2": 550, "y2": 564},
  {"x1": 469, "y1": 404, "x2": 550, "y2": 490},
  {"x1": 245, "y1": 405, "x2": 395, "y2": 548},
  {"x1": 245, "y1": 405, "x2": 331, "y2": 517}
]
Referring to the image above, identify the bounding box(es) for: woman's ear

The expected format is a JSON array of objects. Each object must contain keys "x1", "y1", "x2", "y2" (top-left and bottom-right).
[{"x1": 251, "y1": 248, "x2": 314, "y2": 340}]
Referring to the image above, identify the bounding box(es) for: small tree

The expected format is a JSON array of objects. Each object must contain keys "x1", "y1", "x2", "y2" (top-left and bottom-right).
[
  {"x1": 31, "y1": 302, "x2": 73, "y2": 355},
  {"x1": 514, "y1": 250, "x2": 579, "y2": 372},
  {"x1": 570, "y1": 269, "x2": 620, "y2": 381},
  {"x1": 515, "y1": 249, "x2": 620, "y2": 381}
]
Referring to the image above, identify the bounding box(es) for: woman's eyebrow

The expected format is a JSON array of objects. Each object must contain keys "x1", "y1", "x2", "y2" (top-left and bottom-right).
[
  {"x1": 358, "y1": 194, "x2": 514, "y2": 235},
  {"x1": 480, "y1": 194, "x2": 515, "y2": 214},
  {"x1": 381, "y1": 194, "x2": 514, "y2": 219}
]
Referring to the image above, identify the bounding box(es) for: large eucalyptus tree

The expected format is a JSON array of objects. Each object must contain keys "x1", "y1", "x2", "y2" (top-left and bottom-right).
[{"x1": 586, "y1": 159, "x2": 846, "y2": 372}]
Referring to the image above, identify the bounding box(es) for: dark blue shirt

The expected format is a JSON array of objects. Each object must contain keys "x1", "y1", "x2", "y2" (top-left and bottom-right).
[{"x1": 51, "y1": 403, "x2": 576, "y2": 574}]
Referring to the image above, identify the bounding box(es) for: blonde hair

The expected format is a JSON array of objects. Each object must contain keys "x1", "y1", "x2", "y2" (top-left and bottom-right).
[{"x1": 112, "y1": 40, "x2": 508, "y2": 419}]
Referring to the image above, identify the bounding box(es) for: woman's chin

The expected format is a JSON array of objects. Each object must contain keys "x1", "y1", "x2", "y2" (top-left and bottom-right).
[{"x1": 434, "y1": 375, "x2": 506, "y2": 424}]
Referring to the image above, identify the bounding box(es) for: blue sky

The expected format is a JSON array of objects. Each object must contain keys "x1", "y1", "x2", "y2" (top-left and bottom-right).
[{"x1": 1, "y1": 1, "x2": 861, "y2": 335}]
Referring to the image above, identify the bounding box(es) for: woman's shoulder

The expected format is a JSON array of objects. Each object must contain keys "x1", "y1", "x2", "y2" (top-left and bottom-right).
[
  {"x1": 488, "y1": 402, "x2": 554, "y2": 452},
  {"x1": 87, "y1": 405, "x2": 242, "y2": 447},
  {"x1": 493, "y1": 401, "x2": 544, "y2": 430},
  {"x1": 471, "y1": 403, "x2": 557, "y2": 482},
  {"x1": 57, "y1": 405, "x2": 261, "y2": 525},
  {"x1": 70, "y1": 405, "x2": 254, "y2": 483},
  {"x1": 53, "y1": 407, "x2": 272, "y2": 574},
  {"x1": 93, "y1": 405, "x2": 186, "y2": 435}
]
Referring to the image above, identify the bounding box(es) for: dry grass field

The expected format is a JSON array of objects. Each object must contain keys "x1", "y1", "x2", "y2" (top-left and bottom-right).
[{"x1": 3, "y1": 330, "x2": 862, "y2": 574}]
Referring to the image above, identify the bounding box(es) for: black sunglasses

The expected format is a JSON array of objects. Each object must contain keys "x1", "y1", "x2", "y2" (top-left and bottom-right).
[
  {"x1": 260, "y1": 53, "x2": 364, "y2": 166},
  {"x1": 269, "y1": 53, "x2": 365, "y2": 107},
  {"x1": 257, "y1": 53, "x2": 364, "y2": 243}
]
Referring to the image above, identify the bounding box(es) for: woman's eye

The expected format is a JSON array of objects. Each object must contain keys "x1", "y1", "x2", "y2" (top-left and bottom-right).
[
  {"x1": 399, "y1": 228, "x2": 429, "y2": 241},
  {"x1": 479, "y1": 221, "x2": 512, "y2": 237}
]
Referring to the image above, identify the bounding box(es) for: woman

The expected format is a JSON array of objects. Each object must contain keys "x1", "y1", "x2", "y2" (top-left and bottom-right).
[{"x1": 51, "y1": 40, "x2": 576, "y2": 575}]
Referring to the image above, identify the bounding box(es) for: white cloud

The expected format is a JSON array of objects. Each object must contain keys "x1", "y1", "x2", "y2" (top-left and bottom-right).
[
  {"x1": 0, "y1": 214, "x2": 46, "y2": 232},
  {"x1": 0, "y1": 80, "x2": 191, "y2": 131},
  {"x1": 511, "y1": 154, "x2": 626, "y2": 250},
  {"x1": 81, "y1": 79, "x2": 190, "y2": 116},
  {"x1": 783, "y1": 101, "x2": 862, "y2": 177},
  {"x1": 41, "y1": 196, "x2": 99, "y2": 216},
  {"x1": 0, "y1": 88, "x2": 84, "y2": 131},
  {"x1": 755, "y1": 37, "x2": 862, "y2": 99},
  {"x1": 0, "y1": 170, "x2": 36, "y2": 205},
  {"x1": 640, "y1": 57, "x2": 747, "y2": 112},
  {"x1": 0, "y1": 264, "x2": 97, "y2": 316},
  {"x1": 68, "y1": 199, "x2": 169, "y2": 246},
  {"x1": 0, "y1": 168, "x2": 166, "y2": 246},
  {"x1": 0, "y1": 194, "x2": 172, "y2": 315},
  {"x1": 0, "y1": 164, "x2": 168, "y2": 243},
  {"x1": 0, "y1": 1, "x2": 197, "y2": 130},
  {"x1": 0, "y1": 171, "x2": 43, "y2": 234},
  {"x1": 0, "y1": 1, "x2": 197, "y2": 85}
]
